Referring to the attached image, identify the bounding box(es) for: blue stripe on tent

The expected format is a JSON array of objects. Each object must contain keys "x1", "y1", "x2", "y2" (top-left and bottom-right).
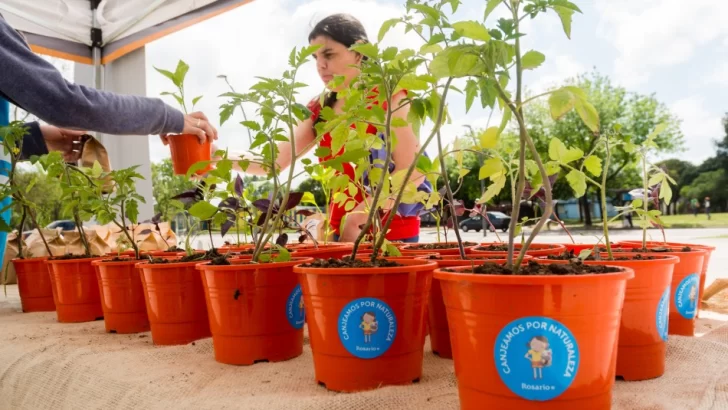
[{"x1": 0, "y1": 98, "x2": 11, "y2": 272}]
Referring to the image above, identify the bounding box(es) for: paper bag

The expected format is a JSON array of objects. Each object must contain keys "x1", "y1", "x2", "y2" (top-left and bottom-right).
[
  {"x1": 154, "y1": 222, "x2": 178, "y2": 250},
  {"x1": 63, "y1": 230, "x2": 110, "y2": 256},
  {"x1": 2, "y1": 232, "x2": 23, "y2": 284},
  {"x1": 25, "y1": 228, "x2": 66, "y2": 257},
  {"x1": 79, "y1": 134, "x2": 113, "y2": 191}
]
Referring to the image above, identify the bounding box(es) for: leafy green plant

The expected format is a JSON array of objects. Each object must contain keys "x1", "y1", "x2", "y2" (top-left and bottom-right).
[{"x1": 155, "y1": 60, "x2": 202, "y2": 114}]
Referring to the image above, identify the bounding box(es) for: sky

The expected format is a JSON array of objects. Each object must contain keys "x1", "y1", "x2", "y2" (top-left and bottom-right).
[{"x1": 40, "y1": 0, "x2": 728, "y2": 170}]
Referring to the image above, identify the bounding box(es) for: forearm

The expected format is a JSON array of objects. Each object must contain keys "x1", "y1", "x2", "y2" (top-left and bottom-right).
[{"x1": 19, "y1": 122, "x2": 48, "y2": 160}]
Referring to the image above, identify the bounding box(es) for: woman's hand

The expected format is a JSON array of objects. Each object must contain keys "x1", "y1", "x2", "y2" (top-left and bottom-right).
[{"x1": 161, "y1": 111, "x2": 218, "y2": 145}]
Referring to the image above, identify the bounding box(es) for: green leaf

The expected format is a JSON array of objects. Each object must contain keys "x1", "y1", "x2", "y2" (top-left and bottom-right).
[
  {"x1": 660, "y1": 182, "x2": 673, "y2": 205},
  {"x1": 189, "y1": 201, "x2": 218, "y2": 220},
  {"x1": 549, "y1": 138, "x2": 567, "y2": 162},
  {"x1": 399, "y1": 75, "x2": 430, "y2": 91},
  {"x1": 631, "y1": 199, "x2": 643, "y2": 209},
  {"x1": 647, "y1": 123, "x2": 668, "y2": 142},
  {"x1": 154, "y1": 68, "x2": 178, "y2": 86},
  {"x1": 419, "y1": 44, "x2": 442, "y2": 54},
  {"x1": 479, "y1": 158, "x2": 503, "y2": 180},
  {"x1": 330, "y1": 123, "x2": 349, "y2": 154},
  {"x1": 459, "y1": 168, "x2": 470, "y2": 178},
  {"x1": 241, "y1": 121, "x2": 260, "y2": 131},
  {"x1": 186, "y1": 161, "x2": 211, "y2": 179},
  {"x1": 465, "y1": 80, "x2": 478, "y2": 113},
  {"x1": 479, "y1": 127, "x2": 499, "y2": 150},
  {"x1": 648, "y1": 173, "x2": 663, "y2": 187},
  {"x1": 484, "y1": 0, "x2": 500, "y2": 20},
  {"x1": 174, "y1": 60, "x2": 190, "y2": 85},
  {"x1": 575, "y1": 99, "x2": 600, "y2": 133},
  {"x1": 382, "y1": 46, "x2": 398, "y2": 61},
  {"x1": 578, "y1": 249, "x2": 592, "y2": 260},
  {"x1": 344, "y1": 201, "x2": 356, "y2": 212},
  {"x1": 552, "y1": 5, "x2": 575, "y2": 39},
  {"x1": 410, "y1": 4, "x2": 440, "y2": 20},
  {"x1": 584, "y1": 155, "x2": 602, "y2": 177},
  {"x1": 477, "y1": 175, "x2": 506, "y2": 203},
  {"x1": 430, "y1": 46, "x2": 485, "y2": 79},
  {"x1": 191, "y1": 96, "x2": 203, "y2": 108},
  {"x1": 563, "y1": 147, "x2": 584, "y2": 164},
  {"x1": 126, "y1": 199, "x2": 139, "y2": 224},
  {"x1": 521, "y1": 51, "x2": 546, "y2": 70},
  {"x1": 378, "y1": 18, "x2": 399, "y2": 42},
  {"x1": 91, "y1": 161, "x2": 103, "y2": 177},
  {"x1": 384, "y1": 243, "x2": 401, "y2": 257},
  {"x1": 391, "y1": 117, "x2": 408, "y2": 128},
  {"x1": 548, "y1": 88, "x2": 576, "y2": 120},
  {"x1": 452, "y1": 21, "x2": 491, "y2": 41},
  {"x1": 416, "y1": 155, "x2": 431, "y2": 173},
  {"x1": 499, "y1": 107, "x2": 512, "y2": 134},
  {"x1": 566, "y1": 170, "x2": 587, "y2": 197},
  {"x1": 624, "y1": 142, "x2": 636, "y2": 153},
  {"x1": 274, "y1": 245, "x2": 291, "y2": 262},
  {"x1": 350, "y1": 43, "x2": 379, "y2": 60}
]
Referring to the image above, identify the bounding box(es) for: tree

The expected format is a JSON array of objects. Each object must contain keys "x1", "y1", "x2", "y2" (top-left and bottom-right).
[
  {"x1": 656, "y1": 159, "x2": 698, "y2": 214},
  {"x1": 525, "y1": 71, "x2": 684, "y2": 225},
  {"x1": 151, "y1": 159, "x2": 197, "y2": 221},
  {"x1": 680, "y1": 169, "x2": 726, "y2": 212},
  {"x1": 296, "y1": 178, "x2": 327, "y2": 207}
]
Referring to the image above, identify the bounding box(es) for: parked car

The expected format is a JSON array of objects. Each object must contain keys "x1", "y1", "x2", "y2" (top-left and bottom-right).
[
  {"x1": 22, "y1": 220, "x2": 78, "y2": 240},
  {"x1": 420, "y1": 212, "x2": 437, "y2": 227},
  {"x1": 459, "y1": 212, "x2": 511, "y2": 233}
]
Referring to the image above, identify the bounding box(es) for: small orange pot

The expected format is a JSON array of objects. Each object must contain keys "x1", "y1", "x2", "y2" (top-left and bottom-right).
[
  {"x1": 136, "y1": 259, "x2": 211, "y2": 345},
  {"x1": 425, "y1": 256, "x2": 525, "y2": 359},
  {"x1": 471, "y1": 242, "x2": 566, "y2": 257},
  {"x1": 13, "y1": 257, "x2": 56, "y2": 312},
  {"x1": 93, "y1": 259, "x2": 150, "y2": 334},
  {"x1": 617, "y1": 242, "x2": 707, "y2": 337},
  {"x1": 291, "y1": 244, "x2": 354, "y2": 259},
  {"x1": 294, "y1": 258, "x2": 437, "y2": 392},
  {"x1": 618, "y1": 241, "x2": 714, "y2": 315},
  {"x1": 400, "y1": 242, "x2": 476, "y2": 256},
  {"x1": 435, "y1": 262, "x2": 633, "y2": 410},
  {"x1": 168, "y1": 134, "x2": 211, "y2": 175},
  {"x1": 47, "y1": 257, "x2": 104, "y2": 323},
  {"x1": 562, "y1": 243, "x2": 609, "y2": 253},
  {"x1": 539, "y1": 254, "x2": 678, "y2": 380},
  {"x1": 196, "y1": 257, "x2": 312, "y2": 365}
]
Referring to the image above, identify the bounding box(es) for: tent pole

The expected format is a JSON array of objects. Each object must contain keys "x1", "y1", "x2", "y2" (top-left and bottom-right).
[{"x1": 91, "y1": 0, "x2": 102, "y2": 89}]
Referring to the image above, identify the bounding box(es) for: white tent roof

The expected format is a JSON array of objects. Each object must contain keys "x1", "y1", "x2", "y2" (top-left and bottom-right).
[{"x1": 0, "y1": 0, "x2": 252, "y2": 64}]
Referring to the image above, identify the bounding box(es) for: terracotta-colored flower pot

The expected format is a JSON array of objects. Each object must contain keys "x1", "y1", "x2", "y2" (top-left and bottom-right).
[
  {"x1": 93, "y1": 259, "x2": 150, "y2": 334},
  {"x1": 136, "y1": 259, "x2": 211, "y2": 345},
  {"x1": 46, "y1": 257, "x2": 104, "y2": 323},
  {"x1": 168, "y1": 134, "x2": 211, "y2": 175},
  {"x1": 294, "y1": 258, "x2": 437, "y2": 392},
  {"x1": 435, "y1": 262, "x2": 633, "y2": 410},
  {"x1": 539, "y1": 253, "x2": 678, "y2": 380},
  {"x1": 13, "y1": 257, "x2": 56, "y2": 312},
  {"x1": 471, "y1": 242, "x2": 566, "y2": 257},
  {"x1": 561, "y1": 243, "x2": 608, "y2": 254},
  {"x1": 196, "y1": 257, "x2": 313, "y2": 365},
  {"x1": 291, "y1": 244, "x2": 354, "y2": 259},
  {"x1": 400, "y1": 242, "x2": 477, "y2": 256},
  {"x1": 617, "y1": 241, "x2": 714, "y2": 316},
  {"x1": 617, "y1": 242, "x2": 707, "y2": 336}
]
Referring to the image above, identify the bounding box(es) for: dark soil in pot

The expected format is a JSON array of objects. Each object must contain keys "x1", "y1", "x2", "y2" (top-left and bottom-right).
[
  {"x1": 406, "y1": 242, "x2": 476, "y2": 250},
  {"x1": 445, "y1": 260, "x2": 622, "y2": 275},
  {"x1": 301, "y1": 257, "x2": 402, "y2": 268},
  {"x1": 545, "y1": 250, "x2": 660, "y2": 261}
]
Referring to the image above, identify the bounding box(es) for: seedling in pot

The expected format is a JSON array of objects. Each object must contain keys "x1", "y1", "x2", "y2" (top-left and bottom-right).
[{"x1": 155, "y1": 60, "x2": 202, "y2": 115}]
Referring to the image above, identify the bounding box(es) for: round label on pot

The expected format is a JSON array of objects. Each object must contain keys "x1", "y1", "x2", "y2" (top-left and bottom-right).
[
  {"x1": 338, "y1": 297, "x2": 397, "y2": 359},
  {"x1": 675, "y1": 274, "x2": 700, "y2": 319},
  {"x1": 286, "y1": 284, "x2": 305, "y2": 329},
  {"x1": 494, "y1": 316, "x2": 579, "y2": 401},
  {"x1": 656, "y1": 286, "x2": 670, "y2": 341}
]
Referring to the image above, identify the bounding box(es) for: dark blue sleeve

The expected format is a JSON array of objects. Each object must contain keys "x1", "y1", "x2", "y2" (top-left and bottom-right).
[{"x1": 20, "y1": 121, "x2": 48, "y2": 160}]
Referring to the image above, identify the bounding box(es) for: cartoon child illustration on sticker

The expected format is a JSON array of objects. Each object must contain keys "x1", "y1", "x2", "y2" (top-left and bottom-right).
[
  {"x1": 360, "y1": 312, "x2": 378, "y2": 343},
  {"x1": 689, "y1": 284, "x2": 697, "y2": 307},
  {"x1": 525, "y1": 336, "x2": 552, "y2": 379}
]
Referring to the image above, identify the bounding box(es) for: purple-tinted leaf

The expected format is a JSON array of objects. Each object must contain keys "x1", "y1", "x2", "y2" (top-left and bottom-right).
[
  {"x1": 438, "y1": 186, "x2": 447, "y2": 196},
  {"x1": 220, "y1": 220, "x2": 234, "y2": 237},
  {"x1": 256, "y1": 213, "x2": 267, "y2": 226},
  {"x1": 253, "y1": 199, "x2": 272, "y2": 212},
  {"x1": 234, "y1": 174, "x2": 244, "y2": 197},
  {"x1": 139, "y1": 229, "x2": 153, "y2": 235},
  {"x1": 299, "y1": 234, "x2": 307, "y2": 244},
  {"x1": 219, "y1": 197, "x2": 240, "y2": 210},
  {"x1": 296, "y1": 209, "x2": 315, "y2": 217},
  {"x1": 172, "y1": 189, "x2": 199, "y2": 205},
  {"x1": 276, "y1": 233, "x2": 289, "y2": 246},
  {"x1": 283, "y1": 192, "x2": 304, "y2": 211},
  {"x1": 152, "y1": 212, "x2": 163, "y2": 224}
]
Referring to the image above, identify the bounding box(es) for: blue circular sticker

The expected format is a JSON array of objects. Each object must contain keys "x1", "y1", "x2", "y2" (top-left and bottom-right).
[
  {"x1": 286, "y1": 284, "x2": 305, "y2": 329},
  {"x1": 675, "y1": 274, "x2": 699, "y2": 319},
  {"x1": 494, "y1": 316, "x2": 580, "y2": 401},
  {"x1": 338, "y1": 298, "x2": 397, "y2": 359},
  {"x1": 656, "y1": 286, "x2": 670, "y2": 342}
]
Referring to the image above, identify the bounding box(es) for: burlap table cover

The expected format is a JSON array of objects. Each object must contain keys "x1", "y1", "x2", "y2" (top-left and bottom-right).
[{"x1": 2, "y1": 284, "x2": 728, "y2": 410}]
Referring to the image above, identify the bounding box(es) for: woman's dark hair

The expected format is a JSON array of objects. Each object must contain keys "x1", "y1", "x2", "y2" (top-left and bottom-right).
[{"x1": 309, "y1": 14, "x2": 369, "y2": 122}]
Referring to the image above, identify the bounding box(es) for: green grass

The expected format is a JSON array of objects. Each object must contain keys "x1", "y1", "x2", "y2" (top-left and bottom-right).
[{"x1": 659, "y1": 213, "x2": 728, "y2": 228}]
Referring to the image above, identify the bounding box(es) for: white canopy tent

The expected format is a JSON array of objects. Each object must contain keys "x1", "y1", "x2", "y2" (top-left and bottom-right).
[{"x1": 0, "y1": 0, "x2": 253, "y2": 219}]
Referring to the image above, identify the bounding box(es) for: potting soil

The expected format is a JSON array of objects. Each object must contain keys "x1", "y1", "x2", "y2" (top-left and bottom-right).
[{"x1": 2, "y1": 284, "x2": 728, "y2": 409}]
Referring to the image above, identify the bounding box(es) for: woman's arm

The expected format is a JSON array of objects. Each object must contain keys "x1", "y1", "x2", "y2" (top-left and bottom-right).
[
  {"x1": 225, "y1": 116, "x2": 318, "y2": 175},
  {"x1": 339, "y1": 92, "x2": 424, "y2": 242}
]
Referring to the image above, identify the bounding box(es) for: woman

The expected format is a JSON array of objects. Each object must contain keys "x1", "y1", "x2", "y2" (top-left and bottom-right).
[{"x1": 234, "y1": 14, "x2": 428, "y2": 243}]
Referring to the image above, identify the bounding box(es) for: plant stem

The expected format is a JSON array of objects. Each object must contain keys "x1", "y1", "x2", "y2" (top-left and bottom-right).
[
  {"x1": 17, "y1": 207, "x2": 26, "y2": 259},
  {"x1": 375, "y1": 78, "x2": 453, "y2": 255},
  {"x1": 642, "y1": 154, "x2": 648, "y2": 249},
  {"x1": 602, "y1": 137, "x2": 613, "y2": 259},
  {"x1": 65, "y1": 168, "x2": 91, "y2": 256},
  {"x1": 26, "y1": 206, "x2": 52, "y2": 256},
  {"x1": 437, "y1": 129, "x2": 466, "y2": 258}
]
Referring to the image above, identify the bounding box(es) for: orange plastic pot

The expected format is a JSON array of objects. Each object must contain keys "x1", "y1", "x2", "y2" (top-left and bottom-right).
[
  {"x1": 93, "y1": 259, "x2": 150, "y2": 334},
  {"x1": 539, "y1": 253, "x2": 678, "y2": 380},
  {"x1": 471, "y1": 242, "x2": 566, "y2": 257},
  {"x1": 137, "y1": 259, "x2": 211, "y2": 345},
  {"x1": 400, "y1": 242, "x2": 477, "y2": 256},
  {"x1": 618, "y1": 241, "x2": 714, "y2": 313},
  {"x1": 435, "y1": 262, "x2": 633, "y2": 410},
  {"x1": 358, "y1": 251, "x2": 440, "y2": 259},
  {"x1": 562, "y1": 243, "x2": 609, "y2": 253},
  {"x1": 13, "y1": 257, "x2": 56, "y2": 312},
  {"x1": 294, "y1": 258, "x2": 437, "y2": 392},
  {"x1": 196, "y1": 257, "x2": 312, "y2": 365},
  {"x1": 47, "y1": 258, "x2": 104, "y2": 323},
  {"x1": 291, "y1": 244, "x2": 354, "y2": 259},
  {"x1": 168, "y1": 134, "x2": 211, "y2": 175}
]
